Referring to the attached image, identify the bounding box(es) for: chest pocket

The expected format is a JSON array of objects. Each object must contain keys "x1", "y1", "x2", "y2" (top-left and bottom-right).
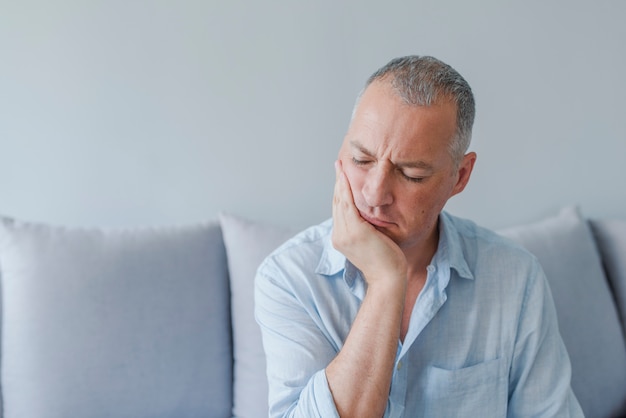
[{"x1": 423, "y1": 358, "x2": 507, "y2": 417}]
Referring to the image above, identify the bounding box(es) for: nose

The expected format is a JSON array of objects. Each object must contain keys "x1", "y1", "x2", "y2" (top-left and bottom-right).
[{"x1": 362, "y1": 165, "x2": 394, "y2": 208}]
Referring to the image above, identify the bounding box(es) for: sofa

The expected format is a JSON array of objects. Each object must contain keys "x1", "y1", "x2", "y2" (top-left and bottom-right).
[{"x1": 0, "y1": 206, "x2": 624, "y2": 418}]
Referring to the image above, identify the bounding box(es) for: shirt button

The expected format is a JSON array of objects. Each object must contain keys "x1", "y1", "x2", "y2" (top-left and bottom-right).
[{"x1": 397, "y1": 361, "x2": 403, "y2": 370}]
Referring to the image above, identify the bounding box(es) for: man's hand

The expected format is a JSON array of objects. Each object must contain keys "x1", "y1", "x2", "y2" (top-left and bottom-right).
[{"x1": 332, "y1": 160, "x2": 408, "y2": 286}]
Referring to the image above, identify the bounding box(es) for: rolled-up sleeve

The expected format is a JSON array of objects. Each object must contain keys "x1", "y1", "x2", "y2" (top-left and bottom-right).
[{"x1": 255, "y1": 265, "x2": 340, "y2": 418}]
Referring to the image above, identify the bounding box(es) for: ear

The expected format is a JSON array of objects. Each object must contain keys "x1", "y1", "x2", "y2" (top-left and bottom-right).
[{"x1": 451, "y1": 152, "x2": 477, "y2": 197}]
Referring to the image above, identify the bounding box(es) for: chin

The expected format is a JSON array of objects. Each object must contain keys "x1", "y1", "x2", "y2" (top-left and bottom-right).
[{"x1": 377, "y1": 226, "x2": 404, "y2": 245}]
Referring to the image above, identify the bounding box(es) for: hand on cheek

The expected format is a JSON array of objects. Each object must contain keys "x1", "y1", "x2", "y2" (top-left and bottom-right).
[{"x1": 332, "y1": 160, "x2": 407, "y2": 285}]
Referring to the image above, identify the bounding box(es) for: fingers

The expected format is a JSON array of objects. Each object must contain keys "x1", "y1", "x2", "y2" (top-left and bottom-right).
[
  {"x1": 333, "y1": 160, "x2": 357, "y2": 215},
  {"x1": 333, "y1": 159, "x2": 370, "y2": 255},
  {"x1": 333, "y1": 160, "x2": 348, "y2": 204},
  {"x1": 333, "y1": 160, "x2": 357, "y2": 229},
  {"x1": 333, "y1": 160, "x2": 353, "y2": 248}
]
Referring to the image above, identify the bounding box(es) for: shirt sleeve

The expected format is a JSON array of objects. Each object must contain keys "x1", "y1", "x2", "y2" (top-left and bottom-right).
[
  {"x1": 254, "y1": 263, "x2": 340, "y2": 418},
  {"x1": 507, "y1": 260, "x2": 584, "y2": 417}
]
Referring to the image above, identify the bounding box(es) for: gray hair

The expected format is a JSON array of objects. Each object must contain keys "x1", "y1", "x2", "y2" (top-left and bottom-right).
[{"x1": 354, "y1": 55, "x2": 475, "y2": 166}]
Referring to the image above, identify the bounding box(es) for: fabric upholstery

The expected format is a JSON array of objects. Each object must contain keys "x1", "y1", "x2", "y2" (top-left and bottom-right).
[
  {"x1": 219, "y1": 213, "x2": 296, "y2": 418},
  {"x1": 590, "y1": 219, "x2": 626, "y2": 339},
  {"x1": 1, "y1": 207, "x2": 624, "y2": 418},
  {"x1": 498, "y1": 206, "x2": 626, "y2": 418},
  {"x1": 0, "y1": 217, "x2": 232, "y2": 418}
]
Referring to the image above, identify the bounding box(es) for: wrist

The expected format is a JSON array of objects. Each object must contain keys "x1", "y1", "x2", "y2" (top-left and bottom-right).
[{"x1": 366, "y1": 272, "x2": 407, "y2": 297}]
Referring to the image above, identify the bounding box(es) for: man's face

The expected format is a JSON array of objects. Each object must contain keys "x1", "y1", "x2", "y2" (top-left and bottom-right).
[{"x1": 338, "y1": 80, "x2": 475, "y2": 252}]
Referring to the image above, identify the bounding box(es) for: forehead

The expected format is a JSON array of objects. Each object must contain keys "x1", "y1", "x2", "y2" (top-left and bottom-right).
[{"x1": 346, "y1": 81, "x2": 457, "y2": 159}]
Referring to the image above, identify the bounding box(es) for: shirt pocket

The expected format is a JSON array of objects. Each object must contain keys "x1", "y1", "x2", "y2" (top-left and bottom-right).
[{"x1": 423, "y1": 358, "x2": 507, "y2": 417}]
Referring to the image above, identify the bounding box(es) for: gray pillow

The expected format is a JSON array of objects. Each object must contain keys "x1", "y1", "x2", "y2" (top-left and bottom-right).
[
  {"x1": 590, "y1": 218, "x2": 626, "y2": 339},
  {"x1": 498, "y1": 206, "x2": 626, "y2": 418},
  {"x1": 218, "y1": 213, "x2": 297, "y2": 418},
  {"x1": 0, "y1": 217, "x2": 232, "y2": 418}
]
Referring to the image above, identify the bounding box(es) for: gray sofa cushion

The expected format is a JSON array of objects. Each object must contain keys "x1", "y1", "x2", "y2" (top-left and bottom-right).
[
  {"x1": 0, "y1": 217, "x2": 232, "y2": 418},
  {"x1": 219, "y1": 213, "x2": 296, "y2": 418},
  {"x1": 499, "y1": 206, "x2": 626, "y2": 418},
  {"x1": 590, "y1": 218, "x2": 626, "y2": 338}
]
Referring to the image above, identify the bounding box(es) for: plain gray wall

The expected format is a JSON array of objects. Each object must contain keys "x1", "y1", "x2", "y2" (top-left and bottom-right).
[{"x1": 1, "y1": 1, "x2": 625, "y2": 230}]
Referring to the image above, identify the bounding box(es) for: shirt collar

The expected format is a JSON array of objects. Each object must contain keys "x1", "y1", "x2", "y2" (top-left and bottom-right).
[
  {"x1": 315, "y1": 224, "x2": 347, "y2": 277},
  {"x1": 438, "y1": 211, "x2": 474, "y2": 280},
  {"x1": 315, "y1": 211, "x2": 474, "y2": 281}
]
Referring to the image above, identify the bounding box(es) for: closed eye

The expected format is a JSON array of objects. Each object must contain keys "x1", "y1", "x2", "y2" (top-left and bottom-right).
[
  {"x1": 399, "y1": 170, "x2": 426, "y2": 183},
  {"x1": 351, "y1": 157, "x2": 371, "y2": 166},
  {"x1": 403, "y1": 175, "x2": 425, "y2": 183}
]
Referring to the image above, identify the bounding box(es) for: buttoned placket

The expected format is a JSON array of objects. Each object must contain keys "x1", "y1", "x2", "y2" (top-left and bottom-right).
[{"x1": 385, "y1": 263, "x2": 450, "y2": 417}]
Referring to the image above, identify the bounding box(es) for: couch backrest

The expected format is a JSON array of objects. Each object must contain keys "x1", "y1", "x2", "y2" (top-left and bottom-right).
[
  {"x1": 0, "y1": 217, "x2": 233, "y2": 418},
  {"x1": 0, "y1": 260, "x2": 4, "y2": 418},
  {"x1": 590, "y1": 219, "x2": 626, "y2": 340},
  {"x1": 499, "y1": 207, "x2": 626, "y2": 417},
  {"x1": 2, "y1": 209, "x2": 625, "y2": 418}
]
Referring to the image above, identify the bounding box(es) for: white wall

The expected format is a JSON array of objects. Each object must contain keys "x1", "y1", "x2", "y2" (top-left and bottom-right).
[{"x1": 1, "y1": 1, "x2": 625, "y2": 230}]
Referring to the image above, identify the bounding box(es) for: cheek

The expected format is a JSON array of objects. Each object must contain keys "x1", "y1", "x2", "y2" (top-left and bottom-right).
[
  {"x1": 414, "y1": 184, "x2": 453, "y2": 220},
  {"x1": 401, "y1": 187, "x2": 443, "y2": 218}
]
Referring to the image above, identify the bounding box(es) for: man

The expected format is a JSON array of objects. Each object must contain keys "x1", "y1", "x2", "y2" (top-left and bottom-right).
[{"x1": 255, "y1": 55, "x2": 583, "y2": 417}]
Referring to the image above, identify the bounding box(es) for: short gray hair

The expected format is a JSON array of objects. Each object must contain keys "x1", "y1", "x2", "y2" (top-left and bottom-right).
[{"x1": 354, "y1": 55, "x2": 475, "y2": 165}]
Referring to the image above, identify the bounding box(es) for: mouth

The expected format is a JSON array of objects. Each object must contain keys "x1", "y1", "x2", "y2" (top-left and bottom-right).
[{"x1": 359, "y1": 212, "x2": 395, "y2": 228}]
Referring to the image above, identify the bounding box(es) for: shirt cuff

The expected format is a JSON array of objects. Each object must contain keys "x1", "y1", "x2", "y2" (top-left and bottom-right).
[{"x1": 309, "y1": 369, "x2": 340, "y2": 418}]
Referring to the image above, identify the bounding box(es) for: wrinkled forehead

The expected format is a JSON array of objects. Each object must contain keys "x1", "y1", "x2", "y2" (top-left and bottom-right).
[{"x1": 344, "y1": 83, "x2": 458, "y2": 158}]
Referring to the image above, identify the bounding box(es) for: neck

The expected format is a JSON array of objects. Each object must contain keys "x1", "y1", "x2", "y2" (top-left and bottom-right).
[{"x1": 403, "y1": 219, "x2": 440, "y2": 280}]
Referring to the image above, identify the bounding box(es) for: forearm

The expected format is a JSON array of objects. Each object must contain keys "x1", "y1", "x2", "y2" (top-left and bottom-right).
[{"x1": 326, "y1": 281, "x2": 405, "y2": 418}]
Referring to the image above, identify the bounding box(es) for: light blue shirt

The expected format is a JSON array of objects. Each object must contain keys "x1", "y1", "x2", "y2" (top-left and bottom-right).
[{"x1": 255, "y1": 212, "x2": 583, "y2": 417}]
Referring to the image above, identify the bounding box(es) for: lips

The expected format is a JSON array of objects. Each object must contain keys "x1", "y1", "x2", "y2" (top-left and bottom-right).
[{"x1": 360, "y1": 212, "x2": 394, "y2": 228}]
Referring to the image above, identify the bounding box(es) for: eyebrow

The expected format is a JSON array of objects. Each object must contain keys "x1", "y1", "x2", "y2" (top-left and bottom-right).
[
  {"x1": 350, "y1": 140, "x2": 375, "y2": 157},
  {"x1": 350, "y1": 140, "x2": 434, "y2": 171}
]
